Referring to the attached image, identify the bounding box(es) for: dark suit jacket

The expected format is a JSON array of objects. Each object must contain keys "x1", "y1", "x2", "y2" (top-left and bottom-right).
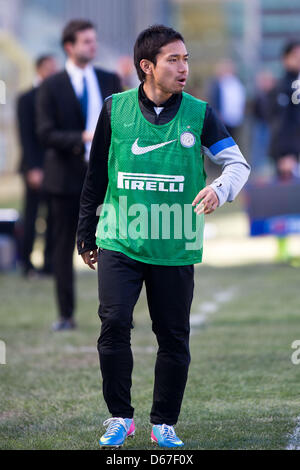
[
  {"x1": 17, "y1": 87, "x2": 45, "y2": 173},
  {"x1": 36, "y1": 68, "x2": 122, "y2": 195},
  {"x1": 269, "y1": 70, "x2": 300, "y2": 160}
]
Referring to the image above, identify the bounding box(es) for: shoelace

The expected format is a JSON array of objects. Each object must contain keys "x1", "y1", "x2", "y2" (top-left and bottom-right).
[
  {"x1": 160, "y1": 424, "x2": 178, "y2": 442},
  {"x1": 103, "y1": 417, "x2": 127, "y2": 437}
]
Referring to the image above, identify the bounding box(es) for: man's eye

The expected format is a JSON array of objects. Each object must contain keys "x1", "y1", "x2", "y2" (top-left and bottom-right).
[{"x1": 168, "y1": 59, "x2": 177, "y2": 62}]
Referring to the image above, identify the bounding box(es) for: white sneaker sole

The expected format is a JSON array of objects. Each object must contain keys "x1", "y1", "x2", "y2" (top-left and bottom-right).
[
  {"x1": 150, "y1": 437, "x2": 184, "y2": 448},
  {"x1": 100, "y1": 431, "x2": 135, "y2": 449}
]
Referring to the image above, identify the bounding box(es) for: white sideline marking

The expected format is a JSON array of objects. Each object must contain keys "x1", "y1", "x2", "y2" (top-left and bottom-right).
[
  {"x1": 200, "y1": 302, "x2": 218, "y2": 314},
  {"x1": 190, "y1": 288, "x2": 236, "y2": 335},
  {"x1": 286, "y1": 416, "x2": 300, "y2": 450},
  {"x1": 214, "y1": 290, "x2": 235, "y2": 303},
  {"x1": 190, "y1": 313, "x2": 207, "y2": 328}
]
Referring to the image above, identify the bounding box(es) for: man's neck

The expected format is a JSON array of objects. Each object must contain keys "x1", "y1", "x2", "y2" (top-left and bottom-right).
[
  {"x1": 34, "y1": 74, "x2": 43, "y2": 87},
  {"x1": 142, "y1": 80, "x2": 172, "y2": 106},
  {"x1": 286, "y1": 68, "x2": 299, "y2": 76},
  {"x1": 68, "y1": 57, "x2": 90, "y2": 70}
]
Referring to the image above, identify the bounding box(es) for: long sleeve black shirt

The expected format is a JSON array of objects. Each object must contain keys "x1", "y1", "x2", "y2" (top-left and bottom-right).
[{"x1": 77, "y1": 84, "x2": 250, "y2": 254}]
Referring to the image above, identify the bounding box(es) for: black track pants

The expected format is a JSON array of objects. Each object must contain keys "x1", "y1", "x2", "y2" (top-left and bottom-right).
[{"x1": 97, "y1": 248, "x2": 194, "y2": 425}]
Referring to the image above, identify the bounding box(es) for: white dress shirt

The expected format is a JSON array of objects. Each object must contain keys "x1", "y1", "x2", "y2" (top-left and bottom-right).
[
  {"x1": 65, "y1": 59, "x2": 103, "y2": 161},
  {"x1": 219, "y1": 75, "x2": 246, "y2": 127}
]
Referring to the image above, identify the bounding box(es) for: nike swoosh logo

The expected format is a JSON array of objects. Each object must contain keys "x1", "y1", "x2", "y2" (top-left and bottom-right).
[{"x1": 131, "y1": 138, "x2": 176, "y2": 155}]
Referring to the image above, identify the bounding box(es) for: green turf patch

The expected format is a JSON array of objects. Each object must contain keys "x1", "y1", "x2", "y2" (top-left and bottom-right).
[{"x1": 0, "y1": 263, "x2": 299, "y2": 449}]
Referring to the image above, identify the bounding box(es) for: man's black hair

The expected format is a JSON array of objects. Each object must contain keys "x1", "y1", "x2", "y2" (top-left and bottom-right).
[
  {"x1": 134, "y1": 24, "x2": 184, "y2": 82},
  {"x1": 282, "y1": 39, "x2": 300, "y2": 58},
  {"x1": 35, "y1": 55, "x2": 54, "y2": 69},
  {"x1": 61, "y1": 19, "x2": 96, "y2": 47}
]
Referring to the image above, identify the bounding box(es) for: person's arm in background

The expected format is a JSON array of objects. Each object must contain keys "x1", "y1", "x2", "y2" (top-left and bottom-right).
[
  {"x1": 76, "y1": 97, "x2": 112, "y2": 269},
  {"x1": 17, "y1": 91, "x2": 44, "y2": 189},
  {"x1": 36, "y1": 78, "x2": 86, "y2": 155},
  {"x1": 193, "y1": 105, "x2": 251, "y2": 214}
]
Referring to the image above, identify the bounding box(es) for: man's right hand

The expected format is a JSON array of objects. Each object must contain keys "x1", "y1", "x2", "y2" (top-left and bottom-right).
[
  {"x1": 26, "y1": 168, "x2": 44, "y2": 190},
  {"x1": 82, "y1": 131, "x2": 94, "y2": 143},
  {"x1": 81, "y1": 249, "x2": 98, "y2": 270}
]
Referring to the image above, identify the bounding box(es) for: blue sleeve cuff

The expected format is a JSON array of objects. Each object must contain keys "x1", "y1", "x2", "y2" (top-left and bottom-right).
[{"x1": 209, "y1": 137, "x2": 236, "y2": 156}]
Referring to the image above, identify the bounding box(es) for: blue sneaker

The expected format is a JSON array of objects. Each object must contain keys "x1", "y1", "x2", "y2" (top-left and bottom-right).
[
  {"x1": 99, "y1": 417, "x2": 135, "y2": 448},
  {"x1": 151, "y1": 424, "x2": 184, "y2": 448}
]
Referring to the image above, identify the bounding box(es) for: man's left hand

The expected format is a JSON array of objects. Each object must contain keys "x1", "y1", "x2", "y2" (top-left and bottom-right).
[
  {"x1": 192, "y1": 186, "x2": 219, "y2": 215},
  {"x1": 81, "y1": 249, "x2": 98, "y2": 270}
]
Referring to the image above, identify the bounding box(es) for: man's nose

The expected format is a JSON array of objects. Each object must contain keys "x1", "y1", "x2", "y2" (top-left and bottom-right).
[{"x1": 178, "y1": 61, "x2": 188, "y2": 73}]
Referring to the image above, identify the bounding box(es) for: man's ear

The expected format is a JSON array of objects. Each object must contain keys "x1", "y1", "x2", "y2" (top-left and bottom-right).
[
  {"x1": 64, "y1": 42, "x2": 73, "y2": 57},
  {"x1": 140, "y1": 59, "x2": 153, "y2": 77}
]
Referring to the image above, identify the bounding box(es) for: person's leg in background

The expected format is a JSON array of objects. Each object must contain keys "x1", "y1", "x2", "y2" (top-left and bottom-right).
[
  {"x1": 275, "y1": 155, "x2": 299, "y2": 262},
  {"x1": 251, "y1": 119, "x2": 271, "y2": 177},
  {"x1": 51, "y1": 194, "x2": 80, "y2": 330},
  {"x1": 21, "y1": 183, "x2": 40, "y2": 276},
  {"x1": 42, "y1": 191, "x2": 53, "y2": 275}
]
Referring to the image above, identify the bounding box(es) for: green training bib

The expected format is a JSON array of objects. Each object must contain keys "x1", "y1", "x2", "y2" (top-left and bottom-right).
[{"x1": 96, "y1": 87, "x2": 207, "y2": 266}]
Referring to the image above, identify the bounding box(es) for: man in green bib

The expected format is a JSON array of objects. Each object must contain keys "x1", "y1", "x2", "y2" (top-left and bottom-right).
[{"x1": 77, "y1": 25, "x2": 250, "y2": 448}]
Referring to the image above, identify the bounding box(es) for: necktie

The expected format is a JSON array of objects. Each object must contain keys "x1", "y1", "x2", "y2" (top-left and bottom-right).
[{"x1": 79, "y1": 76, "x2": 88, "y2": 126}]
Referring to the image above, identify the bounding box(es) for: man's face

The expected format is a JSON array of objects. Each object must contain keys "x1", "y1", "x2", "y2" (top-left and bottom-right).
[
  {"x1": 283, "y1": 46, "x2": 300, "y2": 72},
  {"x1": 38, "y1": 58, "x2": 58, "y2": 80},
  {"x1": 66, "y1": 28, "x2": 97, "y2": 65},
  {"x1": 147, "y1": 40, "x2": 189, "y2": 94}
]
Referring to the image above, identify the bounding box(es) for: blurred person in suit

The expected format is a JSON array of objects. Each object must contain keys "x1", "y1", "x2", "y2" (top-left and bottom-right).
[
  {"x1": 208, "y1": 59, "x2": 246, "y2": 143},
  {"x1": 269, "y1": 40, "x2": 300, "y2": 180},
  {"x1": 36, "y1": 19, "x2": 122, "y2": 331},
  {"x1": 268, "y1": 40, "x2": 300, "y2": 261},
  {"x1": 250, "y1": 70, "x2": 275, "y2": 176},
  {"x1": 17, "y1": 54, "x2": 58, "y2": 278}
]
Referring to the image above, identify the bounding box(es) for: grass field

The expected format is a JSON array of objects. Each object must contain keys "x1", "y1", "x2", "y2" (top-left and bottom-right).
[
  {"x1": 1, "y1": 181, "x2": 300, "y2": 450},
  {"x1": 1, "y1": 259, "x2": 300, "y2": 450}
]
